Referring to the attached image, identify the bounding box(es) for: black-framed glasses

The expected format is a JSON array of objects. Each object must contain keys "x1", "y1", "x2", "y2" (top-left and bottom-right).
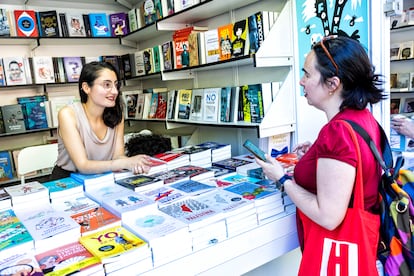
[
  {"x1": 96, "y1": 80, "x2": 121, "y2": 91},
  {"x1": 316, "y1": 35, "x2": 339, "y2": 76}
]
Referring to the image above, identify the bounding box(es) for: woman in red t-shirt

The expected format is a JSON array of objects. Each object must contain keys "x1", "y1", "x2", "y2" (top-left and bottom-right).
[{"x1": 256, "y1": 36, "x2": 385, "y2": 274}]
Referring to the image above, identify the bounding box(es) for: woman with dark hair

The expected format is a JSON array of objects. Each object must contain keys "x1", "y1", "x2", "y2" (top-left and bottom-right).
[
  {"x1": 256, "y1": 36, "x2": 386, "y2": 274},
  {"x1": 50, "y1": 61, "x2": 151, "y2": 180}
]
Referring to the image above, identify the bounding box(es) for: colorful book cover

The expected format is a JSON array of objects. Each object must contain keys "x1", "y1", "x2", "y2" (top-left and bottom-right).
[
  {"x1": 79, "y1": 226, "x2": 148, "y2": 262},
  {"x1": 63, "y1": 56, "x2": 83, "y2": 82},
  {"x1": 17, "y1": 95, "x2": 48, "y2": 130},
  {"x1": 66, "y1": 13, "x2": 86, "y2": 37},
  {"x1": 161, "y1": 40, "x2": 174, "y2": 71},
  {"x1": 248, "y1": 83, "x2": 264, "y2": 123},
  {"x1": 218, "y1": 23, "x2": 233, "y2": 61},
  {"x1": 115, "y1": 174, "x2": 162, "y2": 192},
  {"x1": 173, "y1": 27, "x2": 193, "y2": 69},
  {"x1": 203, "y1": 87, "x2": 220, "y2": 122},
  {"x1": 0, "y1": 209, "x2": 33, "y2": 253},
  {"x1": 31, "y1": 56, "x2": 55, "y2": 84},
  {"x1": 37, "y1": 10, "x2": 60, "y2": 37},
  {"x1": 220, "y1": 172, "x2": 262, "y2": 184},
  {"x1": 147, "y1": 92, "x2": 158, "y2": 118},
  {"x1": 143, "y1": 47, "x2": 154, "y2": 74},
  {"x1": 142, "y1": 0, "x2": 163, "y2": 25},
  {"x1": 231, "y1": 18, "x2": 249, "y2": 58},
  {"x1": 153, "y1": 151, "x2": 187, "y2": 163},
  {"x1": 0, "y1": 9, "x2": 10, "y2": 37},
  {"x1": 14, "y1": 10, "x2": 39, "y2": 37},
  {"x1": 3, "y1": 56, "x2": 28, "y2": 86},
  {"x1": 147, "y1": 169, "x2": 190, "y2": 185},
  {"x1": 88, "y1": 13, "x2": 111, "y2": 37},
  {"x1": 71, "y1": 206, "x2": 121, "y2": 236},
  {"x1": 152, "y1": 45, "x2": 161, "y2": 73},
  {"x1": 220, "y1": 86, "x2": 233, "y2": 122},
  {"x1": 248, "y1": 11, "x2": 264, "y2": 54},
  {"x1": 109, "y1": 12, "x2": 129, "y2": 36},
  {"x1": 0, "y1": 252, "x2": 43, "y2": 275},
  {"x1": 155, "y1": 92, "x2": 168, "y2": 119},
  {"x1": 35, "y1": 241, "x2": 102, "y2": 275},
  {"x1": 177, "y1": 89, "x2": 192, "y2": 119},
  {"x1": 224, "y1": 181, "x2": 280, "y2": 202},
  {"x1": 169, "y1": 164, "x2": 214, "y2": 181},
  {"x1": 241, "y1": 84, "x2": 251, "y2": 123},
  {"x1": 0, "y1": 151, "x2": 13, "y2": 181},
  {"x1": 140, "y1": 185, "x2": 187, "y2": 206},
  {"x1": 167, "y1": 89, "x2": 177, "y2": 119},
  {"x1": 1, "y1": 104, "x2": 27, "y2": 133},
  {"x1": 42, "y1": 177, "x2": 84, "y2": 198},
  {"x1": 170, "y1": 179, "x2": 214, "y2": 195},
  {"x1": 212, "y1": 158, "x2": 252, "y2": 171}
]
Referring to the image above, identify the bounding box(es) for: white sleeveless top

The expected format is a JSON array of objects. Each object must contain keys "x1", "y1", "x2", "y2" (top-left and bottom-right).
[{"x1": 56, "y1": 102, "x2": 118, "y2": 172}]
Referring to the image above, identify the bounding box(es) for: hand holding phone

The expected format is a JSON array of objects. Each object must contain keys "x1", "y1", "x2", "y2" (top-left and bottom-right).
[{"x1": 243, "y1": 139, "x2": 267, "y2": 162}]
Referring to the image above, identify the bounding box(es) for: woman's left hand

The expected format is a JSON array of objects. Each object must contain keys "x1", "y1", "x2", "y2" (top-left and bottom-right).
[
  {"x1": 255, "y1": 155, "x2": 286, "y2": 182},
  {"x1": 130, "y1": 154, "x2": 151, "y2": 174}
]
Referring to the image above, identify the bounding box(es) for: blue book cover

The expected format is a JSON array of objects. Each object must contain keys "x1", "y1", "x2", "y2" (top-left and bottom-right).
[
  {"x1": 42, "y1": 177, "x2": 83, "y2": 195},
  {"x1": 224, "y1": 181, "x2": 277, "y2": 200},
  {"x1": 170, "y1": 179, "x2": 214, "y2": 195},
  {"x1": 17, "y1": 96, "x2": 48, "y2": 130},
  {"x1": 0, "y1": 151, "x2": 13, "y2": 181},
  {"x1": 89, "y1": 13, "x2": 111, "y2": 37}
]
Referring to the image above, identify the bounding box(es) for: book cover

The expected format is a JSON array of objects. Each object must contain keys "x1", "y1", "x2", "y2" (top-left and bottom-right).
[
  {"x1": 37, "y1": 10, "x2": 60, "y2": 37},
  {"x1": 170, "y1": 179, "x2": 214, "y2": 195},
  {"x1": 203, "y1": 87, "x2": 220, "y2": 122},
  {"x1": 3, "y1": 56, "x2": 28, "y2": 86},
  {"x1": 399, "y1": 40, "x2": 414, "y2": 59},
  {"x1": 0, "y1": 58, "x2": 5, "y2": 86},
  {"x1": 204, "y1": 28, "x2": 220, "y2": 63},
  {"x1": 52, "y1": 193, "x2": 100, "y2": 216},
  {"x1": 153, "y1": 45, "x2": 162, "y2": 73},
  {"x1": 66, "y1": 13, "x2": 86, "y2": 37},
  {"x1": 49, "y1": 96, "x2": 77, "y2": 127},
  {"x1": 1, "y1": 104, "x2": 26, "y2": 134},
  {"x1": 212, "y1": 157, "x2": 252, "y2": 171},
  {"x1": 248, "y1": 11, "x2": 267, "y2": 54},
  {"x1": 14, "y1": 10, "x2": 39, "y2": 37},
  {"x1": 0, "y1": 209, "x2": 34, "y2": 254},
  {"x1": 177, "y1": 89, "x2": 192, "y2": 119},
  {"x1": 220, "y1": 86, "x2": 233, "y2": 122},
  {"x1": 0, "y1": 188, "x2": 12, "y2": 210},
  {"x1": 248, "y1": 83, "x2": 264, "y2": 123},
  {"x1": 82, "y1": 13, "x2": 92, "y2": 37},
  {"x1": 188, "y1": 31, "x2": 200, "y2": 67},
  {"x1": 135, "y1": 93, "x2": 146, "y2": 119},
  {"x1": 218, "y1": 23, "x2": 233, "y2": 61},
  {"x1": 143, "y1": 47, "x2": 154, "y2": 74},
  {"x1": 4, "y1": 181, "x2": 49, "y2": 203},
  {"x1": 0, "y1": 9, "x2": 10, "y2": 37},
  {"x1": 155, "y1": 91, "x2": 168, "y2": 119},
  {"x1": 88, "y1": 13, "x2": 111, "y2": 37},
  {"x1": 63, "y1": 56, "x2": 83, "y2": 82},
  {"x1": 161, "y1": 0, "x2": 175, "y2": 17},
  {"x1": 115, "y1": 174, "x2": 163, "y2": 192},
  {"x1": 59, "y1": 13, "x2": 68, "y2": 37},
  {"x1": 167, "y1": 89, "x2": 177, "y2": 119},
  {"x1": 231, "y1": 18, "x2": 249, "y2": 58},
  {"x1": 121, "y1": 53, "x2": 132, "y2": 79},
  {"x1": 17, "y1": 95, "x2": 48, "y2": 130},
  {"x1": 0, "y1": 252, "x2": 43, "y2": 275},
  {"x1": 142, "y1": 0, "x2": 163, "y2": 25},
  {"x1": 133, "y1": 50, "x2": 146, "y2": 76},
  {"x1": 0, "y1": 151, "x2": 13, "y2": 181},
  {"x1": 42, "y1": 177, "x2": 84, "y2": 200},
  {"x1": 71, "y1": 206, "x2": 121, "y2": 236},
  {"x1": 220, "y1": 172, "x2": 262, "y2": 185},
  {"x1": 168, "y1": 164, "x2": 214, "y2": 181},
  {"x1": 189, "y1": 88, "x2": 204, "y2": 121},
  {"x1": 109, "y1": 12, "x2": 129, "y2": 36},
  {"x1": 147, "y1": 92, "x2": 159, "y2": 119},
  {"x1": 122, "y1": 91, "x2": 140, "y2": 119},
  {"x1": 128, "y1": 9, "x2": 138, "y2": 32},
  {"x1": 161, "y1": 40, "x2": 174, "y2": 71},
  {"x1": 173, "y1": 27, "x2": 193, "y2": 69},
  {"x1": 140, "y1": 185, "x2": 187, "y2": 206},
  {"x1": 79, "y1": 226, "x2": 148, "y2": 262},
  {"x1": 241, "y1": 84, "x2": 251, "y2": 122},
  {"x1": 147, "y1": 169, "x2": 190, "y2": 185},
  {"x1": 390, "y1": 42, "x2": 400, "y2": 61},
  {"x1": 32, "y1": 56, "x2": 55, "y2": 84}
]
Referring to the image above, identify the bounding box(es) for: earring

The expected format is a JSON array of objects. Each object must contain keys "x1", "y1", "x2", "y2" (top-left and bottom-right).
[{"x1": 329, "y1": 92, "x2": 333, "y2": 96}]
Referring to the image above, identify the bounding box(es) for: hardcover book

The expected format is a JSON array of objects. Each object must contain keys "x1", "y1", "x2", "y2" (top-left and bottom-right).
[
  {"x1": 0, "y1": 252, "x2": 43, "y2": 275},
  {"x1": 32, "y1": 56, "x2": 55, "y2": 84},
  {"x1": 65, "y1": 13, "x2": 86, "y2": 37},
  {"x1": 0, "y1": 151, "x2": 13, "y2": 181},
  {"x1": 35, "y1": 241, "x2": 102, "y2": 275},
  {"x1": 63, "y1": 56, "x2": 83, "y2": 83},
  {"x1": 79, "y1": 225, "x2": 149, "y2": 263},
  {"x1": 37, "y1": 10, "x2": 60, "y2": 37},
  {"x1": 203, "y1": 87, "x2": 220, "y2": 122},
  {"x1": 1, "y1": 104, "x2": 27, "y2": 134},
  {"x1": 109, "y1": 12, "x2": 129, "y2": 36},
  {"x1": 177, "y1": 89, "x2": 192, "y2": 119},
  {"x1": 88, "y1": 13, "x2": 111, "y2": 37},
  {"x1": 3, "y1": 56, "x2": 28, "y2": 86},
  {"x1": 14, "y1": 10, "x2": 39, "y2": 37},
  {"x1": 71, "y1": 206, "x2": 121, "y2": 236}
]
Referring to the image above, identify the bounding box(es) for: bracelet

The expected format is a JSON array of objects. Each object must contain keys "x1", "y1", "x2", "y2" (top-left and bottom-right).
[{"x1": 277, "y1": 174, "x2": 292, "y2": 192}]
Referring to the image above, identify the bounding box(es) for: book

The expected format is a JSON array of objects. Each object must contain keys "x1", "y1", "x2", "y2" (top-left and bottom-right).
[
  {"x1": 3, "y1": 56, "x2": 28, "y2": 85},
  {"x1": 128, "y1": 9, "x2": 139, "y2": 32},
  {"x1": 0, "y1": 108, "x2": 4, "y2": 133},
  {"x1": 161, "y1": 40, "x2": 174, "y2": 71},
  {"x1": 171, "y1": 146, "x2": 212, "y2": 167},
  {"x1": 0, "y1": 151, "x2": 13, "y2": 181},
  {"x1": 147, "y1": 92, "x2": 159, "y2": 118},
  {"x1": 0, "y1": 58, "x2": 5, "y2": 86},
  {"x1": 218, "y1": 23, "x2": 233, "y2": 61},
  {"x1": 63, "y1": 56, "x2": 83, "y2": 82},
  {"x1": 17, "y1": 95, "x2": 49, "y2": 130},
  {"x1": 59, "y1": 13, "x2": 68, "y2": 37},
  {"x1": 51, "y1": 193, "x2": 100, "y2": 216},
  {"x1": 66, "y1": 13, "x2": 86, "y2": 37},
  {"x1": 167, "y1": 89, "x2": 178, "y2": 119},
  {"x1": 70, "y1": 171, "x2": 114, "y2": 191},
  {"x1": 173, "y1": 27, "x2": 192, "y2": 69},
  {"x1": 71, "y1": 206, "x2": 121, "y2": 236},
  {"x1": 155, "y1": 91, "x2": 168, "y2": 119},
  {"x1": 220, "y1": 86, "x2": 234, "y2": 122},
  {"x1": 219, "y1": 172, "x2": 262, "y2": 185},
  {"x1": 79, "y1": 225, "x2": 149, "y2": 264},
  {"x1": 133, "y1": 50, "x2": 146, "y2": 76},
  {"x1": 122, "y1": 90, "x2": 140, "y2": 119},
  {"x1": 177, "y1": 89, "x2": 192, "y2": 119},
  {"x1": 189, "y1": 88, "x2": 204, "y2": 121},
  {"x1": 170, "y1": 179, "x2": 215, "y2": 195},
  {"x1": 143, "y1": 47, "x2": 154, "y2": 74},
  {"x1": 212, "y1": 157, "x2": 252, "y2": 171},
  {"x1": 161, "y1": 0, "x2": 175, "y2": 17},
  {"x1": 14, "y1": 10, "x2": 39, "y2": 37},
  {"x1": 204, "y1": 28, "x2": 220, "y2": 63},
  {"x1": 115, "y1": 174, "x2": 164, "y2": 193},
  {"x1": 399, "y1": 40, "x2": 414, "y2": 59},
  {"x1": 147, "y1": 169, "x2": 190, "y2": 185},
  {"x1": 142, "y1": 0, "x2": 163, "y2": 25},
  {"x1": 0, "y1": 252, "x2": 43, "y2": 275},
  {"x1": 31, "y1": 56, "x2": 55, "y2": 84},
  {"x1": 390, "y1": 42, "x2": 401, "y2": 61},
  {"x1": 0, "y1": 9, "x2": 10, "y2": 37},
  {"x1": 1, "y1": 104, "x2": 27, "y2": 134},
  {"x1": 153, "y1": 151, "x2": 189, "y2": 170},
  {"x1": 247, "y1": 83, "x2": 264, "y2": 123},
  {"x1": 135, "y1": 93, "x2": 146, "y2": 119},
  {"x1": 0, "y1": 188, "x2": 11, "y2": 211},
  {"x1": 153, "y1": 45, "x2": 162, "y2": 73},
  {"x1": 88, "y1": 12, "x2": 111, "y2": 37},
  {"x1": 0, "y1": 209, "x2": 34, "y2": 257},
  {"x1": 231, "y1": 18, "x2": 249, "y2": 58},
  {"x1": 109, "y1": 12, "x2": 129, "y2": 36},
  {"x1": 188, "y1": 30, "x2": 200, "y2": 67},
  {"x1": 197, "y1": 141, "x2": 232, "y2": 161},
  {"x1": 4, "y1": 181, "x2": 49, "y2": 208},
  {"x1": 139, "y1": 185, "x2": 187, "y2": 206},
  {"x1": 42, "y1": 177, "x2": 84, "y2": 201},
  {"x1": 203, "y1": 87, "x2": 220, "y2": 122},
  {"x1": 82, "y1": 13, "x2": 92, "y2": 37},
  {"x1": 224, "y1": 181, "x2": 281, "y2": 206},
  {"x1": 37, "y1": 10, "x2": 60, "y2": 37}
]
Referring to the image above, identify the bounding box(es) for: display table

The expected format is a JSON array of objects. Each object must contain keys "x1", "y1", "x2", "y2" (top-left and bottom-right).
[{"x1": 141, "y1": 212, "x2": 299, "y2": 275}]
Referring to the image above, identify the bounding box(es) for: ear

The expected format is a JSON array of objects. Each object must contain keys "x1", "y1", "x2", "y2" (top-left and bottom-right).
[
  {"x1": 326, "y1": 76, "x2": 340, "y2": 91},
  {"x1": 81, "y1": 82, "x2": 90, "y2": 94}
]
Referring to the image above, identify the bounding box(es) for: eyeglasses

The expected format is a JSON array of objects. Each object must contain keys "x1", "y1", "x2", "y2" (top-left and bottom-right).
[
  {"x1": 96, "y1": 80, "x2": 121, "y2": 91},
  {"x1": 317, "y1": 35, "x2": 339, "y2": 76}
]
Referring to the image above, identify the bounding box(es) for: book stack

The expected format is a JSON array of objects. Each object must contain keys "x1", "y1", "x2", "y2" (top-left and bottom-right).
[
  {"x1": 169, "y1": 179, "x2": 215, "y2": 196},
  {"x1": 4, "y1": 181, "x2": 50, "y2": 211},
  {"x1": 171, "y1": 145, "x2": 212, "y2": 167},
  {"x1": 153, "y1": 151, "x2": 190, "y2": 170},
  {"x1": 15, "y1": 205, "x2": 81, "y2": 254},
  {"x1": 35, "y1": 241, "x2": 104, "y2": 275},
  {"x1": 212, "y1": 157, "x2": 253, "y2": 171},
  {"x1": 79, "y1": 225, "x2": 152, "y2": 275},
  {"x1": 195, "y1": 189, "x2": 258, "y2": 238},
  {"x1": 197, "y1": 141, "x2": 232, "y2": 163},
  {"x1": 42, "y1": 176, "x2": 84, "y2": 203},
  {"x1": 0, "y1": 251, "x2": 43, "y2": 275},
  {"x1": 139, "y1": 185, "x2": 188, "y2": 207},
  {"x1": 217, "y1": 172, "x2": 262, "y2": 185},
  {"x1": 0, "y1": 188, "x2": 12, "y2": 211},
  {"x1": 51, "y1": 191, "x2": 100, "y2": 217},
  {"x1": 147, "y1": 156, "x2": 168, "y2": 174},
  {"x1": 70, "y1": 171, "x2": 115, "y2": 192},
  {"x1": 115, "y1": 174, "x2": 164, "y2": 193},
  {"x1": 168, "y1": 165, "x2": 215, "y2": 182},
  {"x1": 123, "y1": 208, "x2": 193, "y2": 267},
  {"x1": 0, "y1": 209, "x2": 34, "y2": 259},
  {"x1": 224, "y1": 181, "x2": 284, "y2": 224}
]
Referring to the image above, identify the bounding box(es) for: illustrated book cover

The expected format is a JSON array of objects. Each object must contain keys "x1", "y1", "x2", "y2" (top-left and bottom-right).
[
  {"x1": 42, "y1": 177, "x2": 84, "y2": 200},
  {"x1": 139, "y1": 185, "x2": 187, "y2": 206},
  {"x1": 37, "y1": 10, "x2": 60, "y2": 37},
  {"x1": 169, "y1": 179, "x2": 215, "y2": 195},
  {"x1": 142, "y1": 0, "x2": 163, "y2": 25},
  {"x1": 35, "y1": 241, "x2": 102, "y2": 275},
  {"x1": 3, "y1": 56, "x2": 28, "y2": 86},
  {"x1": 4, "y1": 181, "x2": 49, "y2": 207},
  {"x1": 71, "y1": 206, "x2": 121, "y2": 236},
  {"x1": 0, "y1": 9, "x2": 10, "y2": 37},
  {"x1": 115, "y1": 174, "x2": 164, "y2": 193},
  {"x1": 177, "y1": 89, "x2": 192, "y2": 119},
  {"x1": 109, "y1": 12, "x2": 129, "y2": 36},
  {"x1": 231, "y1": 18, "x2": 249, "y2": 58},
  {"x1": 88, "y1": 13, "x2": 111, "y2": 37},
  {"x1": 161, "y1": 40, "x2": 174, "y2": 71},
  {"x1": 63, "y1": 56, "x2": 83, "y2": 83},
  {"x1": 223, "y1": 181, "x2": 281, "y2": 206},
  {"x1": 65, "y1": 13, "x2": 86, "y2": 37},
  {"x1": 155, "y1": 91, "x2": 168, "y2": 119},
  {"x1": 17, "y1": 95, "x2": 48, "y2": 130},
  {"x1": 51, "y1": 193, "x2": 100, "y2": 216},
  {"x1": 0, "y1": 151, "x2": 13, "y2": 181},
  {"x1": 218, "y1": 23, "x2": 233, "y2": 61},
  {"x1": 212, "y1": 157, "x2": 252, "y2": 171},
  {"x1": 1, "y1": 104, "x2": 27, "y2": 134},
  {"x1": 14, "y1": 10, "x2": 39, "y2": 37},
  {"x1": 0, "y1": 252, "x2": 43, "y2": 275},
  {"x1": 168, "y1": 164, "x2": 215, "y2": 181},
  {"x1": 32, "y1": 56, "x2": 55, "y2": 84}
]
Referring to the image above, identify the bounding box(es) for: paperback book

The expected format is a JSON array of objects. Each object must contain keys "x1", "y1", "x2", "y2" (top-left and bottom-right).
[
  {"x1": 169, "y1": 179, "x2": 215, "y2": 195},
  {"x1": 71, "y1": 206, "x2": 121, "y2": 236},
  {"x1": 4, "y1": 181, "x2": 49, "y2": 208},
  {"x1": 115, "y1": 174, "x2": 164, "y2": 193},
  {"x1": 3, "y1": 56, "x2": 28, "y2": 86},
  {"x1": 63, "y1": 56, "x2": 83, "y2": 83},
  {"x1": 177, "y1": 89, "x2": 192, "y2": 119},
  {"x1": 65, "y1": 13, "x2": 86, "y2": 37},
  {"x1": 37, "y1": 10, "x2": 60, "y2": 37},
  {"x1": 51, "y1": 193, "x2": 100, "y2": 216},
  {"x1": 139, "y1": 185, "x2": 187, "y2": 206},
  {"x1": 32, "y1": 56, "x2": 55, "y2": 84},
  {"x1": 0, "y1": 252, "x2": 43, "y2": 275},
  {"x1": 17, "y1": 95, "x2": 49, "y2": 130},
  {"x1": 0, "y1": 151, "x2": 13, "y2": 181},
  {"x1": 109, "y1": 12, "x2": 129, "y2": 36},
  {"x1": 14, "y1": 10, "x2": 39, "y2": 37},
  {"x1": 42, "y1": 177, "x2": 84, "y2": 201},
  {"x1": 88, "y1": 13, "x2": 111, "y2": 37}
]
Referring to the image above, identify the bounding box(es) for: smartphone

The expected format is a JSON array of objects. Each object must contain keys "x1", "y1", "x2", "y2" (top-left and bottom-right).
[{"x1": 243, "y1": 139, "x2": 267, "y2": 162}]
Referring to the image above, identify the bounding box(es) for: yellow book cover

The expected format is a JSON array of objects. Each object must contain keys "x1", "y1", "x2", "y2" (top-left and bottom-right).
[
  {"x1": 177, "y1": 89, "x2": 192, "y2": 119},
  {"x1": 241, "y1": 85, "x2": 251, "y2": 122},
  {"x1": 79, "y1": 225, "x2": 148, "y2": 262},
  {"x1": 218, "y1": 23, "x2": 233, "y2": 61}
]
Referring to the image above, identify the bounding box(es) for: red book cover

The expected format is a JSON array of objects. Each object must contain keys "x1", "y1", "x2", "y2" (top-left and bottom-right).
[
  {"x1": 14, "y1": 10, "x2": 39, "y2": 37},
  {"x1": 154, "y1": 151, "x2": 185, "y2": 162},
  {"x1": 173, "y1": 29, "x2": 191, "y2": 69},
  {"x1": 71, "y1": 206, "x2": 121, "y2": 236},
  {"x1": 155, "y1": 92, "x2": 168, "y2": 119}
]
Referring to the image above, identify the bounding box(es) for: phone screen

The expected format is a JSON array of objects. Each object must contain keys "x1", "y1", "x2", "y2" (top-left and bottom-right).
[{"x1": 243, "y1": 139, "x2": 267, "y2": 161}]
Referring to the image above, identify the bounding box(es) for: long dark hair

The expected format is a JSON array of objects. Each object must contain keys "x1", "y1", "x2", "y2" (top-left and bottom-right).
[
  {"x1": 78, "y1": 61, "x2": 123, "y2": 128},
  {"x1": 312, "y1": 36, "x2": 386, "y2": 110}
]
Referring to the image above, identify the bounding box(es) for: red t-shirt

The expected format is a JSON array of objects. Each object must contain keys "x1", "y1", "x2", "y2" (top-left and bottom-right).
[{"x1": 294, "y1": 108, "x2": 382, "y2": 248}]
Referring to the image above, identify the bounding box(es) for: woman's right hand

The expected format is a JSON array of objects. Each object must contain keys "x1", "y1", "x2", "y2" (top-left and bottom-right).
[
  {"x1": 129, "y1": 154, "x2": 151, "y2": 174},
  {"x1": 292, "y1": 141, "x2": 312, "y2": 159}
]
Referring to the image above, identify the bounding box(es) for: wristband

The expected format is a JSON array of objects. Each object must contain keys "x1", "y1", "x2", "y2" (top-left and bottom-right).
[{"x1": 277, "y1": 174, "x2": 292, "y2": 192}]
